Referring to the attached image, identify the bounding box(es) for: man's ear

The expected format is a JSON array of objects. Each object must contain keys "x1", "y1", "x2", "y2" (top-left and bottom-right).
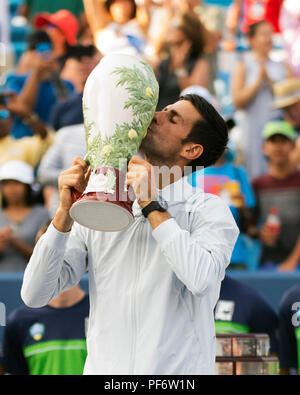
[{"x1": 181, "y1": 143, "x2": 204, "y2": 161}]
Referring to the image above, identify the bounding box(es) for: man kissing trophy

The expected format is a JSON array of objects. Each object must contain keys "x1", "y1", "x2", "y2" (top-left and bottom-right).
[{"x1": 70, "y1": 53, "x2": 159, "y2": 232}]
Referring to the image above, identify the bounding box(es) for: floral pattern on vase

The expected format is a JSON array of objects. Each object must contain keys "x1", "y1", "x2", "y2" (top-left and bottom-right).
[{"x1": 82, "y1": 54, "x2": 159, "y2": 194}]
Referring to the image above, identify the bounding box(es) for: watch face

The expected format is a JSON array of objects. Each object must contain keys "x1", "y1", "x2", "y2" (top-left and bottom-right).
[{"x1": 158, "y1": 196, "x2": 168, "y2": 210}]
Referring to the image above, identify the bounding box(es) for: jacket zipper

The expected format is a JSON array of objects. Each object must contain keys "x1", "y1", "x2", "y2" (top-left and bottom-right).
[{"x1": 129, "y1": 218, "x2": 144, "y2": 374}]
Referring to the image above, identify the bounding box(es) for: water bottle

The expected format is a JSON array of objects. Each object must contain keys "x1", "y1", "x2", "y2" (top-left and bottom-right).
[{"x1": 265, "y1": 207, "x2": 281, "y2": 233}]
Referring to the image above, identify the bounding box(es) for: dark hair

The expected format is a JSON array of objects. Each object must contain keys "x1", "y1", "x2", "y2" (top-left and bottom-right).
[
  {"x1": 247, "y1": 21, "x2": 271, "y2": 38},
  {"x1": 176, "y1": 13, "x2": 206, "y2": 58},
  {"x1": 105, "y1": 0, "x2": 137, "y2": 19},
  {"x1": 26, "y1": 30, "x2": 52, "y2": 50},
  {"x1": 1, "y1": 182, "x2": 35, "y2": 209},
  {"x1": 180, "y1": 94, "x2": 228, "y2": 170}
]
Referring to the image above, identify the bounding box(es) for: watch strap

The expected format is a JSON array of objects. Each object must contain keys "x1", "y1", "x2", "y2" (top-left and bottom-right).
[{"x1": 141, "y1": 201, "x2": 167, "y2": 218}]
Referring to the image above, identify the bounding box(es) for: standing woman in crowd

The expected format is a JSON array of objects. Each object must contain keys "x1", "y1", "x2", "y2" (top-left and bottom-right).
[
  {"x1": 231, "y1": 21, "x2": 294, "y2": 180},
  {"x1": 155, "y1": 12, "x2": 210, "y2": 111},
  {"x1": 0, "y1": 161, "x2": 49, "y2": 272}
]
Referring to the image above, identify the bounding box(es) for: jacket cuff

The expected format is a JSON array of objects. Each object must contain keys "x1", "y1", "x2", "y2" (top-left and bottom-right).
[{"x1": 152, "y1": 218, "x2": 182, "y2": 248}]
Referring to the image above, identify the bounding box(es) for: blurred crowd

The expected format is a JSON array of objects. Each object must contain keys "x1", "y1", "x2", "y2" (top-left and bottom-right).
[
  {"x1": 0, "y1": 0, "x2": 300, "y2": 273},
  {"x1": 0, "y1": 0, "x2": 300, "y2": 375}
]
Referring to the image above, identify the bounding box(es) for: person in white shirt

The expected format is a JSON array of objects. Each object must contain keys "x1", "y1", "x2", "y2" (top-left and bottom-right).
[
  {"x1": 21, "y1": 94, "x2": 239, "y2": 375},
  {"x1": 37, "y1": 124, "x2": 86, "y2": 216},
  {"x1": 83, "y1": 0, "x2": 150, "y2": 57}
]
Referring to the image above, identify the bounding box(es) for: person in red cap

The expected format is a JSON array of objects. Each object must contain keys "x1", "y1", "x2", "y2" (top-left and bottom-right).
[
  {"x1": 18, "y1": 0, "x2": 85, "y2": 25},
  {"x1": 34, "y1": 10, "x2": 79, "y2": 69},
  {"x1": 226, "y1": 0, "x2": 284, "y2": 36}
]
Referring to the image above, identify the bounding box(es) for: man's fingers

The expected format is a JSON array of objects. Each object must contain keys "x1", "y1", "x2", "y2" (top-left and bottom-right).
[
  {"x1": 60, "y1": 173, "x2": 87, "y2": 194},
  {"x1": 84, "y1": 167, "x2": 92, "y2": 184},
  {"x1": 129, "y1": 155, "x2": 151, "y2": 169},
  {"x1": 71, "y1": 157, "x2": 89, "y2": 170}
]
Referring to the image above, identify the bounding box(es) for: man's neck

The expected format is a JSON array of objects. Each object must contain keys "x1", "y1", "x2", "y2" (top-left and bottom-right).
[
  {"x1": 268, "y1": 162, "x2": 295, "y2": 179},
  {"x1": 144, "y1": 153, "x2": 186, "y2": 190},
  {"x1": 155, "y1": 163, "x2": 186, "y2": 190}
]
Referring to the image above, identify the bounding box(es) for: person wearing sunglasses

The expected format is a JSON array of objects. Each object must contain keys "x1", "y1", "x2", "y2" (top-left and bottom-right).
[{"x1": 155, "y1": 12, "x2": 210, "y2": 111}]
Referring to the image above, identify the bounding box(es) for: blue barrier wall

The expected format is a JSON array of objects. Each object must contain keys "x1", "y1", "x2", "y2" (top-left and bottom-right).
[{"x1": 1, "y1": 271, "x2": 300, "y2": 359}]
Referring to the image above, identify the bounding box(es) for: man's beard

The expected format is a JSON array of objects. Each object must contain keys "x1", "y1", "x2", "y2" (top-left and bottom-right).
[{"x1": 139, "y1": 134, "x2": 180, "y2": 168}]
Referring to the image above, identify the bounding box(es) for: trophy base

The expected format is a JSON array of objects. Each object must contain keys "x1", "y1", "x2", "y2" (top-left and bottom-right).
[{"x1": 70, "y1": 192, "x2": 134, "y2": 232}]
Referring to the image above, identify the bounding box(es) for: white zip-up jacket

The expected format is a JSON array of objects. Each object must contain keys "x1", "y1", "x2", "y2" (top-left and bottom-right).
[{"x1": 21, "y1": 176, "x2": 239, "y2": 375}]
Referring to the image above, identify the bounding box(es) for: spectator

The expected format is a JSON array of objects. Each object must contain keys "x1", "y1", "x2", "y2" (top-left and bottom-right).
[
  {"x1": 0, "y1": 161, "x2": 49, "y2": 272},
  {"x1": 156, "y1": 12, "x2": 209, "y2": 110},
  {"x1": 0, "y1": 94, "x2": 54, "y2": 167},
  {"x1": 252, "y1": 121, "x2": 300, "y2": 271},
  {"x1": 188, "y1": 137, "x2": 256, "y2": 270},
  {"x1": 148, "y1": 0, "x2": 222, "y2": 95},
  {"x1": 4, "y1": 29, "x2": 74, "y2": 139},
  {"x1": 3, "y1": 221, "x2": 88, "y2": 374},
  {"x1": 37, "y1": 124, "x2": 86, "y2": 216},
  {"x1": 226, "y1": 0, "x2": 284, "y2": 36},
  {"x1": 33, "y1": 10, "x2": 80, "y2": 70},
  {"x1": 83, "y1": 0, "x2": 151, "y2": 57},
  {"x1": 231, "y1": 20, "x2": 293, "y2": 179},
  {"x1": 215, "y1": 275, "x2": 279, "y2": 354},
  {"x1": 279, "y1": 0, "x2": 300, "y2": 78},
  {"x1": 16, "y1": 30, "x2": 53, "y2": 75},
  {"x1": 278, "y1": 283, "x2": 300, "y2": 374},
  {"x1": 3, "y1": 284, "x2": 88, "y2": 375},
  {"x1": 271, "y1": 78, "x2": 300, "y2": 134},
  {"x1": 270, "y1": 78, "x2": 300, "y2": 167},
  {"x1": 50, "y1": 45, "x2": 101, "y2": 131},
  {"x1": 18, "y1": 0, "x2": 86, "y2": 27},
  {"x1": 193, "y1": 0, "x2": 224, "y2": 96}
]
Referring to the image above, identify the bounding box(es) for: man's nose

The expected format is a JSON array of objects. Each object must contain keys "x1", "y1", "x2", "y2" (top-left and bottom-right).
[{"x1": 153, "y1": 111, "x2": 166, "y2": 125}]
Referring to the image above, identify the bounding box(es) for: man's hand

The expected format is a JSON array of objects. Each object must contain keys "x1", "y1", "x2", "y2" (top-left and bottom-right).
[
  {"x1": 53, "y1": 157, "x2": 91, "y2": 232},
  {"x1": 126, "y1": 155, "x2": 157, "y2": 208},
  {"x1": 58, "y1": 157, "x2": 91, "y2": 212}
]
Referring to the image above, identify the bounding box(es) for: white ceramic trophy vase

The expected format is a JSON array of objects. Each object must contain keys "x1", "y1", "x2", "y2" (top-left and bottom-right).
[{"x1": 69, "y1": 53, "x2": 159, "y2": 231}]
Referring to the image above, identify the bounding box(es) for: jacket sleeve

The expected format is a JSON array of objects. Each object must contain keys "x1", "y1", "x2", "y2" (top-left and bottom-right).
[
  {"x1": 152, "y1": 195, "x2": 240, "y2": 296},
  {"x1": 21, "y1": 222, "x2": 88, "y2": 308}
]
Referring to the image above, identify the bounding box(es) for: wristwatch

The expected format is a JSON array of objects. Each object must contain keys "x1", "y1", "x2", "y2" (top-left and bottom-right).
[{"x1": 141, "y1": 196, "x2": 168, "y2": 218}]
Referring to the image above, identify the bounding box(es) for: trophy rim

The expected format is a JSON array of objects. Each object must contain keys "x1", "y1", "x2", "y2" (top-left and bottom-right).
[{"x1": 70, "y1": 200, "x2": 134, "y2": 232}]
